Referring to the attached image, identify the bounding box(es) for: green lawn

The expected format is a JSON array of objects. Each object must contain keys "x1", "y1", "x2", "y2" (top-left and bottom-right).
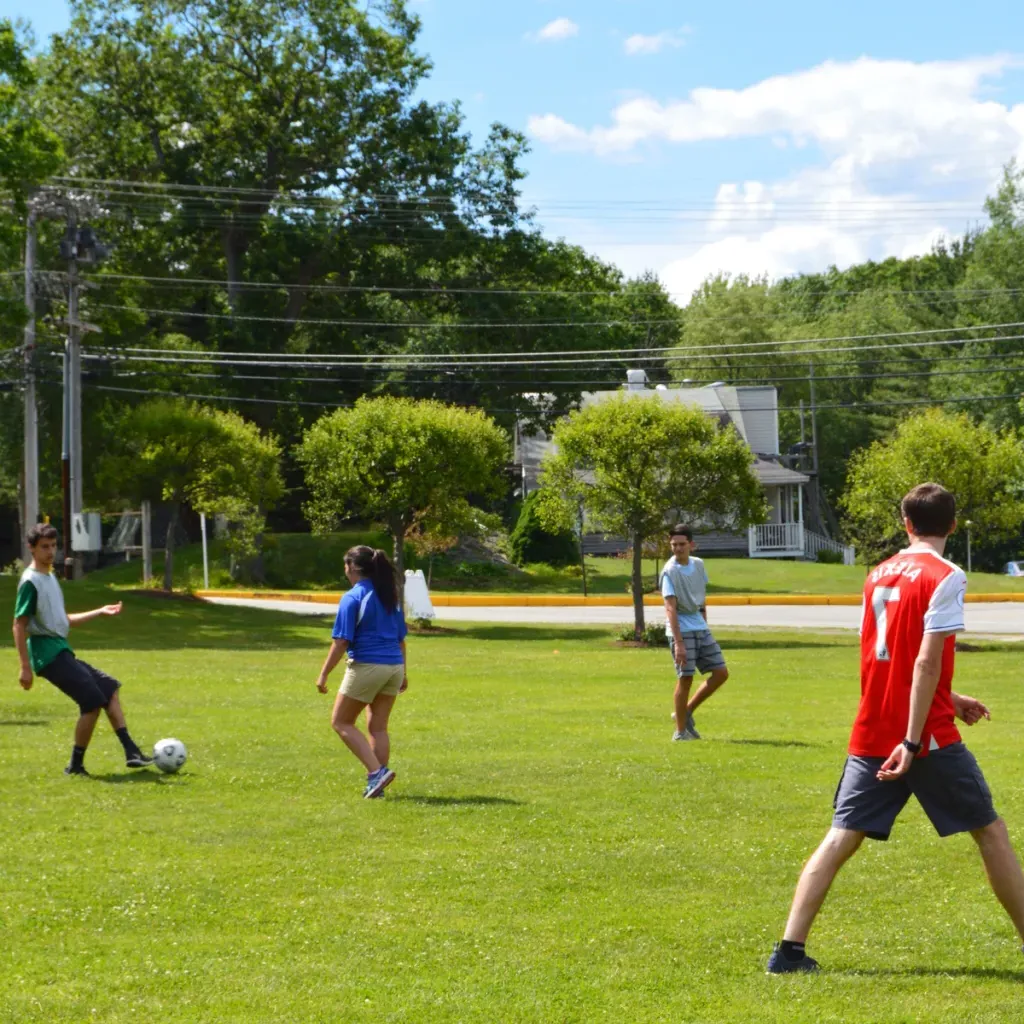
[
  {"x1": 2, "y1": 581, "x2": 1024, "y2": 1021},
  {"x1": 88, "y1": 532, "x2": 1024, "y2": 596}
]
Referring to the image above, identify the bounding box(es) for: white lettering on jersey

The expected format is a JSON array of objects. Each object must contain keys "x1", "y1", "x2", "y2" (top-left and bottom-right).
[
  {"x1": 871, "y1": 586, "x2": 901, "y2": 661},
  {"x1": 870, "y1": 560, "x2": 923, "y2": 584}
]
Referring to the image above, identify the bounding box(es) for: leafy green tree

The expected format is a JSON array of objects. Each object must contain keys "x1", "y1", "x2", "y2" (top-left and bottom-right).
[
  {"x1": 0, "y1": 21, "x2": 63, "y2": 514},
  {"x1": 672, "y1": 273, "x2": 781, "y2": 383},
  {"x1": 508, "y1": 490, "x2": 579, "y2": 568},
  {"x1": 949, "y1": 161, "x2": 1024, "y2": 429},
  {"x1": 96, "y1": 399, "x2": 283, "y2": 588},
  {"x1": 537, "y1": 395, "x2": 766, "y2": 638},
  {"x1": 43, "y1": 0, "x2": 528, "y2": 309},
  {"x1": 840, "y1": 409, "x2": 1024, "y2": 566},
  {"x1": 297, "y1": 397, "x2": 509, "y2": 579},
  {"x1": 0, "y1": 21, "x2": 62, "y2": 204}
]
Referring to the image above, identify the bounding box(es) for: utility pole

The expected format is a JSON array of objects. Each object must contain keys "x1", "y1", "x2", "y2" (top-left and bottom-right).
[
  {"x1": 22, "y1": 208, "x2": 39, "y2": 561},
  {"x1": 805, "y1": 362, "x2": 823, "y2": 538},
  {"x1": 808, "y1": 362, "x2": 820, "y2": 480},
  {"x1": 61, "y1": 210, "x2": 78, "y2": 579}
]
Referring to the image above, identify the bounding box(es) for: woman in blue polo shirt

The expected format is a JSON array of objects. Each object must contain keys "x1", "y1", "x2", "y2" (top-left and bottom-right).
[{"x1": 316, "y1": 545, "x2": 408, "y2": 798}]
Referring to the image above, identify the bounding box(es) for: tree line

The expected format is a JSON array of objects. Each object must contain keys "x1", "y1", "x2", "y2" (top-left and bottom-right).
[{"x1": 2, "y1": 2, "x2": 1024, "y2": 577}]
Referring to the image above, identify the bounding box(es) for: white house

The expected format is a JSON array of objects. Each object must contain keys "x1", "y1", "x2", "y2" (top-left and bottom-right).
[{"x1": 514, "y1": 371, "x2": 854, "y2": 564}]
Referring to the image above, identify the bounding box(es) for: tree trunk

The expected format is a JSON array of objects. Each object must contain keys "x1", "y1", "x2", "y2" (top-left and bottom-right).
[
  {"x1": 163, "y1": 502, "x2": 179, "y2": 591},
  {"x1": 390, "y1": 517, "x2": 406, "y2": 605},
  {"x1": 631, "y1": 531, "x2": 646, "y2": 640},
  {"x1": 222, "y1": 225, "x2": 249, "y2": 311}
]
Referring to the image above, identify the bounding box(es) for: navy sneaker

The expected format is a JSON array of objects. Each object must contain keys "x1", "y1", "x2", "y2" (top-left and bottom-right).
[
  {"x1": 766, "y1": 943, "x2": 820, "y2": 974},
  {"x1": 64, "y1": 764, "x2": 90, "y2": 777},
  {"x1": 364, "y1": 766, "x2": 396, "y2": 799},
  {"x1": 126, "y1": 751, "x2": 154, "y2": 768}
]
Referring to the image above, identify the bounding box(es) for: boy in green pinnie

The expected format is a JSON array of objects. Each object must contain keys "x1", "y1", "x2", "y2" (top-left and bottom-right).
[{"x1": 13, "y1": 523, "x2": 152, "y2": 776}]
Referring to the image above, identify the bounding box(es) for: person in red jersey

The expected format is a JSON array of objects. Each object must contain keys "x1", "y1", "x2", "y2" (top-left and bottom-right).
[{"x1": 766, "y1": 483, "x2": 1024, "y2": 974}]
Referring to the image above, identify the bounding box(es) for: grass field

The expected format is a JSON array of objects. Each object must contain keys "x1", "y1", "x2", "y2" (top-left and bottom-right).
[
  {"x1": 3, "y1": 585, "x2": 1024, "y2": 1022},
  {"x1": 89, "y1": 533, "x2": 1024, "y2": 596}
]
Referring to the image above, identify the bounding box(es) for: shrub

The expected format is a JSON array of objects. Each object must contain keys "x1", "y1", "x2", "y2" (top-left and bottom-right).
[
  {"x1": 616, "y1": 622, "x2": 669, "y2": 646},
  {"x1": 508, "y1": 491, "x2": 580, "y2": 568},
  {"x1": 815, "y1": 548, "x2": 843, "y2": 565}
]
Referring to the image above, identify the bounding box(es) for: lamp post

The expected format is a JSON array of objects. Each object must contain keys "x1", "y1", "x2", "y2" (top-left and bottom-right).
[{"x1": 964, "y1": 519, "x2": 973, "y2": 574}]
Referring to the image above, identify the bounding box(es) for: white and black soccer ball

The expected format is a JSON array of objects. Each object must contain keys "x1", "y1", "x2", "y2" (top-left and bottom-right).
[{"x1": 153, "y1": 738, "x2": 188, "y2": 774}]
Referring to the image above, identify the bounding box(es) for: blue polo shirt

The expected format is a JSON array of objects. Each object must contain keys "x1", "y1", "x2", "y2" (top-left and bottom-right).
[{"x1": 332, "y1": 579, "x2": 407, "y2": 665}]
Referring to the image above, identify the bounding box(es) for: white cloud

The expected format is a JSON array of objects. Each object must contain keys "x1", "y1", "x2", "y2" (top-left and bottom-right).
[
  {"x1": 527, "y1": 17, "x2": 579, "y2": 44},
  {"x1": 528, "y1": 55, "x2": 1022, "y2": 165},
  {"x1": 623, "y1": 29, "x2": 689, "y2": 57},
  {"x1": 528, "y1": 55, "x2": 1024, "y2": 302}
]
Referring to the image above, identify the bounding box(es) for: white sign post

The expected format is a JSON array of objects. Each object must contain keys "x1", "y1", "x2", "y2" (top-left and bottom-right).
[
  {"x1": 200, "y1": 512, "x2": 210, "y2": 590},
  {"x1": 404, "y1": 569, "x2": 435, "y2": 620}
]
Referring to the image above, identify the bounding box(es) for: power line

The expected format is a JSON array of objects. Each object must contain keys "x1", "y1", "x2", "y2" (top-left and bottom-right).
[
  {"x1": 92, "y1": 303, "x2": 684, "y2": 329},
  {"x1": 57, "y1": 269, "x2": 1024, "y2": 304},
  {"x1": 82, "y1": 319, "x2": 1024, "y2": 358},
  {"x1": 79, "y1": 332, "x2": 1024, "y2": 372},
  {"x1": 51, "y1": 378, "x2": 1024, "y2": 417},
  {"x1": 47, "y1": 176, "x2": 995, "y2": 210}
]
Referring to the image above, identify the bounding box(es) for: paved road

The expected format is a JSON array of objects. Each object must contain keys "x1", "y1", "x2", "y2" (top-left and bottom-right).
[{"x1": 205, "y1": 597, "x2": 1024, "y2": 636}]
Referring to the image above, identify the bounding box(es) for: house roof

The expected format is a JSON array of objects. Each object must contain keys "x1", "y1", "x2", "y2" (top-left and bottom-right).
[{"x1": 754, "y1": 459, "x2": 809, "y2": 485}]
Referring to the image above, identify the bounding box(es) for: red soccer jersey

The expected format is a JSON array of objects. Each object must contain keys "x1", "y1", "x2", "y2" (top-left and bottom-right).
[{"x1": 849, "y1": 547, "x2": 967, "y2": 758}]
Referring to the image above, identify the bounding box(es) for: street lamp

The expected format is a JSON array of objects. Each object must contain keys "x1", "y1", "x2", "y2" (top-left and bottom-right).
[{"x1": 964, "y1": 519, "x2": 973, "y2": 574}]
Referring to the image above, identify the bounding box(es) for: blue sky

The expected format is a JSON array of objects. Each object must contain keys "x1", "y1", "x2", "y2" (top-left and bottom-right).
[{"x1": 8, "y1": 0, "x2": 1024, "y2": 301}]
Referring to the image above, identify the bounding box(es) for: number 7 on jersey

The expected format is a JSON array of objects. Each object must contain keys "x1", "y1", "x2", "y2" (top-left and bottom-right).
[{"x1": 871, "y1": 586, "x2": 901, "y2": 661}]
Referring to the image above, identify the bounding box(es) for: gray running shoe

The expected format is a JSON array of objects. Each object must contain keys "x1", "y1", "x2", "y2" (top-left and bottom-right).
[
  {"x1": 766, "y1": 943, "x2": 820, "y2": 974},
  {"x1": 685, "y1": 713, "x2": 701, "y2": 739},
  {"x1": 672, "y1": 730, "x2": 697, "y2": 742}
]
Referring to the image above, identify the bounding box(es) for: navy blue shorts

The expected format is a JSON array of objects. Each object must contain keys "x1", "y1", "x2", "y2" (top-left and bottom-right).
[
  {"x1": 38, "y1": 651, "x2": 121, "y2": 714},
  {"x1": 832, "y1": 743, "x2": 998, "y2": 841}
]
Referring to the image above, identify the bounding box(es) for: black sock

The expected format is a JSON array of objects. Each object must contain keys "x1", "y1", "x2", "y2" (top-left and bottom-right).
[
  {"x1": 780, "y1": 940, "x2": 806, "y2": 962},
  {"x1": 116, "y1": 727, "x2": 140, "y2": 756},
  {"x1": 70, "y1": 745, "x2": 86, "y2": 770}
]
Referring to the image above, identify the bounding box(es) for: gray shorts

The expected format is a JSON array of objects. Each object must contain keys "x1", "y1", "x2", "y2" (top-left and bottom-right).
[
  {"x1": 670, "y1": 631, "x2": 726, "y2": 678},
  {"x1": 832, "y1": 743, "x2": 998, "y2": 841}
]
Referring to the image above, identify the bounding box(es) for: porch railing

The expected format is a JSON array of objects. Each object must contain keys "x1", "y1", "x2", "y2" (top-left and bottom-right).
[{"x1": 748, "y1": 523, "x2": 856, "y2": 565}]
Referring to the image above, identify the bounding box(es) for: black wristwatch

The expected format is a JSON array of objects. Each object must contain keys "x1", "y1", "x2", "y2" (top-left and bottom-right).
[{"x1": 902, "y1": 738, "x2": 922, "y2": 754}]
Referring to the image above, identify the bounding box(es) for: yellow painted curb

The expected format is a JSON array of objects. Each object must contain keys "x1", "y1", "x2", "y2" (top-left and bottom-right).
[{"x1": 196, "y1": 589, "x2": 1024, "y2": 607}]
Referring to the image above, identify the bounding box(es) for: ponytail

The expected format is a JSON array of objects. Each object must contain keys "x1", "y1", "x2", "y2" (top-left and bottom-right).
[
  {"x1": 344, "y1": 545, "x2": 399, "y2": 614},
  {"x1": 369, "y1": 549, "x2": 399, "y2": 614}
]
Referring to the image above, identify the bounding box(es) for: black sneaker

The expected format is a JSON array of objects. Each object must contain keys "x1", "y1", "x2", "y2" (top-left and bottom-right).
[
  {"x1": 126, "y1": 751, "x2": 154, "y2": 768},
  {"x1": 64, "y1": 764, "x2": 90, "y2": 776},
  {"x1": 766, "y1": 943, "x2": 820, "y2": 974}
]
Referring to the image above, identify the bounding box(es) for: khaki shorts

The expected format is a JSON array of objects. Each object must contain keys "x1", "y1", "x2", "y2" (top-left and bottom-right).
[{"x1": 340, "y1": 661, "x2": 404, "y2": 703}]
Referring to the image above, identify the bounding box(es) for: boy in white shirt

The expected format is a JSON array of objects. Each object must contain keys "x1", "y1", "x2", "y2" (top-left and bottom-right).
[{"x1": 661, "y1": 524, "x2": 729, "y2": 741}]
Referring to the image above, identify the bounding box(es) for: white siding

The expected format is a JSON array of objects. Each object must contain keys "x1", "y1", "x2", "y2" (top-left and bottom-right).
[{"x1": 733, "y1": 387, "x2": 779, "y2": 456}]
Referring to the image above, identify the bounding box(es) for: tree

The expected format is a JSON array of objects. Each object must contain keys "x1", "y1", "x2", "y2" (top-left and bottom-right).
[
  {"x1": 508, "y1": 490, "x2": 579, "y2": 567},
  {"x1": 0, "y1": 21, "x2": 63, "y2": 514},
  {"x1": 537, "y1": 395, "x2": 766, "y2": 638},
  {"x1": 840, "y1": 409, "x2": 1024, "y2": 567},
  {"x1": 43, "y1": 0, "x2": 528, "y2": 311},
  {"x1": 297, "y1": 397, "x2": 509, "y2": 581},
  {"x1": 0, "y1": 21, "x2": 62, "y2": 204},
  {"x1": 96, "y1": 399, "x2": 283, "y2": 588}
]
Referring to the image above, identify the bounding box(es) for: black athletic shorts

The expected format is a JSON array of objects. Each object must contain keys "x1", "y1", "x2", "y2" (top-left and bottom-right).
[
  {"x1": 38, "y1": 650, "x2": 121, "y2": 714},
  {"x1": 832, "y1": 742, "x2": 998, "y2": 841}
]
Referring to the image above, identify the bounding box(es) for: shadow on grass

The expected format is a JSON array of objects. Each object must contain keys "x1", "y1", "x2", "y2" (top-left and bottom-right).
[
  {"x1": 719, "y1": 738, "x2": 821, "y2": 749},
  {"x1": 390, "y1": 794, "x2": 521, "y2": 807},
  {"x1": 423, "y1": 625, "x2": 610, "y2": 643},
  {"x1": 91, "y1": 771, "x2": 183, "y2": 785},
  {"x1": 841, "y1": 967, "x2": 1024, "y2": 982},
  {"x1": 0, "y1": 719, "x2": 50, "y2": 727},
  {"x1": 713, "y1": 636, "x2": 856, "y2": 650}
]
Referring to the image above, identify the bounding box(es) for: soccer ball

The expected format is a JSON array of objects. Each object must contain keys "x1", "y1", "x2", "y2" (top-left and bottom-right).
[{"x1": 153, "y1": 738, "x2": 188, "y2": 774}]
